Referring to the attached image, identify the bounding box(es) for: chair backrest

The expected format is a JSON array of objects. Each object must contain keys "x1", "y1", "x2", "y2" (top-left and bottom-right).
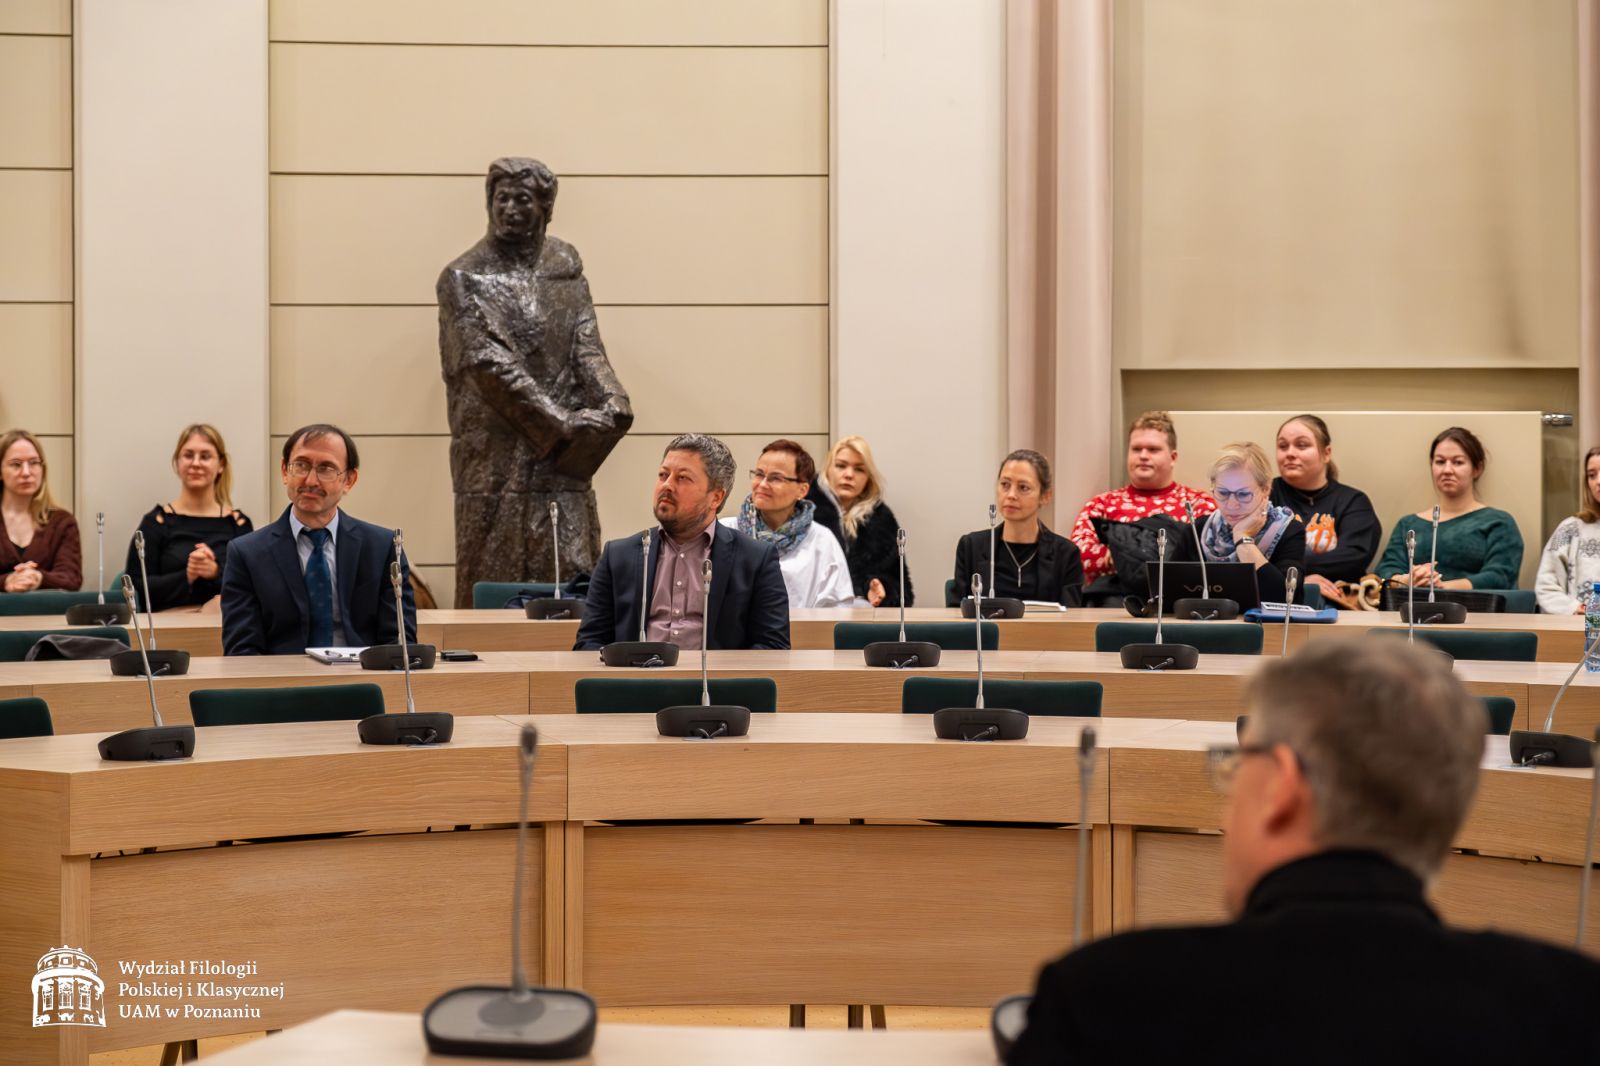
[
  {"x1": 471, "y1": 581, "x2": 557, "y2": 609},
  {"x1": 1378, "y1": 587, "x2": 1506, "y2": 614},
  {"x1": 901, "y1": 677, "x2": 1103, "y2": 717},
  {"x1": 0, "y1": 589, "x2": 127, "y2": 617},
  {"x1": 189, "y1": 683, "x2": 386, "y2": 726},
  {"x1": 573, "y1": 677, "x2": 778, "y2": 714},
  {"x1": 1093, "y1": 621, "x2": 1264, "y2": 655},
  {"x1": 0, "y1": 696, "x2": 53, "y2": 739},
  {"x1": 1470, "y1": 588, "x2": 1536, "y2": 614},
  {"x1": 1479, "y1": 696, "x2": 1516, "y2": 736},
  {"x1": 944, "y1": 579, "x2": 960, "y2": 607},
  {"x1": 832, "y1": 622, "x2": 1000, "y2": 651},
  {"x1": 1393, "y1": 628, "x2": 1539, "y2": 663},
  {"x1": 1301, "y1": 585, "x2": 1325, "y2": 611},
  {"x1": 0, "y1": 627, "x2": 129, "y2": 661}
]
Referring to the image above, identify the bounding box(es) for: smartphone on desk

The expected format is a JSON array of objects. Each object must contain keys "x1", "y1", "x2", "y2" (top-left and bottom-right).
[{"x1": 439, "y1": 649, "x2": 479, "y2": 663}]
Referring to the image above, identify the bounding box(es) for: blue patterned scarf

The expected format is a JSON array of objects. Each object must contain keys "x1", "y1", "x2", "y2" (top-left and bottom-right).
[
  {"x1": 736, "y1": 496, "x2": 815, "y2": 557},
  {"x1": 1200, "y1": 504, "x2": 1296, "y2": 563}
]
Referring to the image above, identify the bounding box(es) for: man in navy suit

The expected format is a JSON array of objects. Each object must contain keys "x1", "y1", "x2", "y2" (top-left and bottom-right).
[
  {"x1": 221, "y1": 424, "x2": 416, "y2": 656},
  {"x1": 574, "y1": 433, "x2": 789, "y2": 651}
]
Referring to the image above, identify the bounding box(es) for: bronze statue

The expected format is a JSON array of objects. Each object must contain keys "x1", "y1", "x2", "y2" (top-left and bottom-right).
[{"x1": 438, "y1": 158, "x2": 633, "y2": 607}]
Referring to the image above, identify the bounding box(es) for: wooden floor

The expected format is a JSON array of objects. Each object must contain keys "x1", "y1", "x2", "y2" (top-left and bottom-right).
[{"x1": 89, "y1": 1006, "x2": 992, "y2": 1064}]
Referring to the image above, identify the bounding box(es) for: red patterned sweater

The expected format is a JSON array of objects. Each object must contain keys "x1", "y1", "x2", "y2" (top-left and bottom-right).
[{"x1": 1069, "y1": 483, "x2": 1217, "y2": 583}]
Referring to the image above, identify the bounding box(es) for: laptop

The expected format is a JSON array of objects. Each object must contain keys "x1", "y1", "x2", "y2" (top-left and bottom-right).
[{"x1": 1145, "y1": 562, "x2": 1261, "y2": 613}]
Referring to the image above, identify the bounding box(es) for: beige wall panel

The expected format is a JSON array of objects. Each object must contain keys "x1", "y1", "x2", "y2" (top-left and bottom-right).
[
  {"x1": 270, "y1": 175, "x2": 827, "y2": 305},
  {"x1": 35, "y1": 434, "x2": 71, "y2": 511},
  {"x1": 271, "y1": 305, "x2": 827, "y2": 437},
  {"x1": 0, "y1": 36, "x2": 71, "y2": 168},
  {"x1": 0, "y1": 303, "x2": 71, "y2": 433},
  {"x1": 415, "y1": 564, "x2": 455, "y2": 613},
  {"x1": 269, "y1": 0, "x2": 825, "y2": 46},
  {"x1": 271, "y1": 44, "x2": 825, "y2": 176},
  {"x1": 1170, "y1": 410, "x2": 1544, "y2": 588},
  {"x1": 0, "y1": 169, "x2": 70, "y2": 300},
  {"x1": 0, "y1": 0, "x2": 69, "y2": 34}
]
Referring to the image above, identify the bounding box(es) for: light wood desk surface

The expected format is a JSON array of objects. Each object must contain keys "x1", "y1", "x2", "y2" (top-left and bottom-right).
[{"x1": 199, "y1": 1010, "x2": 996, "y2": 1066}]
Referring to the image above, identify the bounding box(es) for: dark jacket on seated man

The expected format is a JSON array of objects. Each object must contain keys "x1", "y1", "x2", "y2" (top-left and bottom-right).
[
  {"x1": 951, "y1": 523, "x2": 1083, "y2": 606},
  {"x1": 220, "y1": 507, "x2": 416, "y2": 655},
  {"x1": 1009, "y1": 849, "x2": 1600, "y2": 1064},
  {"x1": 573, "y1": 523, "x2": 790, "y2": 651}
]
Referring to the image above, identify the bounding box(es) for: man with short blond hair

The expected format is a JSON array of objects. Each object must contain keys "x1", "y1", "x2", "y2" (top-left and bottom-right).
[{"x1": 1009, "y1": 639, "x2": 1600, "y2": 1063}]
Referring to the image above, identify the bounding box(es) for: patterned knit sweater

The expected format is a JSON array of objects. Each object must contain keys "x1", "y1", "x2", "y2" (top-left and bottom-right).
[{"x1": 1069, "y1": 483, "x2": 1217, "y2": 583}]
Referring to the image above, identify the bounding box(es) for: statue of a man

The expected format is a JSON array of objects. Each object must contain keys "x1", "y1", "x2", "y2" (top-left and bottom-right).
[{"x1": 438, "y1": 158, "x2": 633, "y2": 607}]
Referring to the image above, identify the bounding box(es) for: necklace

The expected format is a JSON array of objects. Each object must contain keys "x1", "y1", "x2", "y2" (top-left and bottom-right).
[{"x1": 1003, "y1": 541, "x2": 1037, "y2": 586}]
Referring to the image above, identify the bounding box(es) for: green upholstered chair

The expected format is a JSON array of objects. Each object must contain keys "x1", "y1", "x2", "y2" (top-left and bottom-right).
[
  {"x1": 1093, "y1": 621, "x2": 1264, "y2": 656},
  {"x1": 1473, "y1": 589, "x2": 1536, "y2": 614},
  {"x1": 189, "y1": 683, "x2": 386, "y2": 727},
  {"x1": 0, "y1": 696, "x2": 53, "y2": 739},
  {"x1": 1399, "y1": 629, "x2": 1538, "y2": 663},
  {"x1": 574, "y1": 677, "x2": 777, "y2": 714},
  {"x1": 901, "y1": 677, "x2": 1102, "y2": 717},
  {"x1": 944, "y1": 579, "x2": 961, "y2": 607},
  {"x1": 832, "y1": 622, "x2": 999, "y2": 652},
  {"x1": 0, "y1": 588, "x2": 128, "y2": 616},
  {"x1": 1480, "y1": 696, "x2": 1516, "y2": 736},
  {"x1": 1301, "y1": 585, "x2": 1325, "y2": 611},
  {"x1": 0, "y1": 626, "x2": 128, "y2": 661},
  {"x1": 471, "y1": 581, "x2": 557, "y2": 609}
]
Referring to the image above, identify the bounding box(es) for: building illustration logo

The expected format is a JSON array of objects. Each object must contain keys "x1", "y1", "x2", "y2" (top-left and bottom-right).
[{"x1": 32, "y1": 946, "x2": 106, "y2": 1028}]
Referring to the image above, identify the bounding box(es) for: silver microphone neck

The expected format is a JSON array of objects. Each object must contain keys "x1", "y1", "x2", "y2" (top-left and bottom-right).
[
  {"x1": 638, "y1": 532, "x2": 651, "y2": 642},
  {"x1": 1541, "y1": 628, "x2": 1600, "y2": 733},
  {"x1": 1406, "y1": 536, "x2": 1416, "y2": 643},
  {"x1": 897, "y1": 534, "x2": 907, "y2": 641},
  {"x1": 1155, "y1": 532, "x2": 1167, "y2": 645},
  {"x1": 550, "y1": 503, "x2": 561, "y2": 600},
  {"x1": 1073, "y1": 727, "x2": 1097, "y2": 948},
  {"x1": 1282, "y1": 570, "x2": 1298, "y2": 656},
  {"x1": 1428, "y1": 509, "x2": 1440, "y2": 603},
  {"x1": 391, "y1": 553, "x2": 414, "y2": 715},
  {"x1": 510, "y1": 727, "x2": 537, "y2": 999},
  {"x1": 95, "y1": 512, "x2": 106, "y2": 605},
  {"x1": 1186, "y1": 505, "x2": 1209, "y2": 590},
  {"x1": 700, "y1": 561, "x2": 712, "y2": 706},
  {"x1": 988, "y1": 507, "x2": 997, "y2": 598},
  {"x1": 135, "y1": 535, "x2": 157, "y2": 650},
  {"x1": 972, "y1": 576, "x2": 985, "y2": 708},
  {"x1": 122, "y1": 576, "x2": 162, "y2": 727}
]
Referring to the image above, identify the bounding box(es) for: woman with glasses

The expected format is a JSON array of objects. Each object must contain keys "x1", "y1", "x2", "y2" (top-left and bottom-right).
[
  {"x1": 1194, "y1": 442, "x2": 1306, "y2": 604},
  {"x1": 124, "y1": 424, "x2": 253, "y2": 611},
  {"x1": 825, "y1": 435, "x2": 912, "y2": 606},
  {"x1": 0, "y1": 429, "x2": 81, "y2": 592},
  {"x1": 952, "y1": 449, "x2": 1083, "y2": 606},
  {"x1": 721, "y1": 439, "x2": 853, "y2": 610}
]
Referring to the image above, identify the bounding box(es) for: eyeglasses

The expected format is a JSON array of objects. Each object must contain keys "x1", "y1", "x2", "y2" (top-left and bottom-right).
[
  {"x1": 286, "y1": 459, "x2": 347, "y2": 483},
  {"x1": 749, "y1": 469, "x2": 802, "y2": 486},
  {"x1": 1213, "y1": 489, "x2": 1257, "y2": 505},
  {"x1": 3, "y1": 458, "x2": 43, "y2": 473},
  {"x1": 1205, "y1": 743, "x2": 1277, "y2": 794}
]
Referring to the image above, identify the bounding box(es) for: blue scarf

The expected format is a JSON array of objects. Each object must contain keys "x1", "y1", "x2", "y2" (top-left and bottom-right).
[
  {"x1": 736, "y1": 496, "x2": 815, "y2": 557},
  {"x1": 1200, "y1": 504, "x2": 1296, "y2": 563}
]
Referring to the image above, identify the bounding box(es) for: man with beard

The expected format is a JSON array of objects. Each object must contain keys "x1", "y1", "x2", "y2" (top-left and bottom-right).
[{"x1": 573, "y1": 434, "x2": 790, "y2": 651}]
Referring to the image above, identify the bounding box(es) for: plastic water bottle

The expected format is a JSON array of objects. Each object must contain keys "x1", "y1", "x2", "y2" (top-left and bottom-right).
[{"x1": 1586, "y1": 582, "x2": 1600, "y2": 673}]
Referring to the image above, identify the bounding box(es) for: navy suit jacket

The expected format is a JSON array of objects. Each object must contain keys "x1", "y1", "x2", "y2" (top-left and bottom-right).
[
  {"x1": 573, "y1": 522, "x2": 790, "y2": 651},
  {"x1": 221, "y1": 507, "x2": 417, "y2": 656}
]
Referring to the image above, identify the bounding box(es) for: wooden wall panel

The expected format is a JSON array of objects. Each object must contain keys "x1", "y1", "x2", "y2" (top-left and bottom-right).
[
  {"x1": 35, "y1": 436, "x2": 72, "y2": 513},
  {"x1": 271, "y1": 44, "x2": 826, "y2": 175},
  {"x1": 0, "y1": 0, "x2": 69, "y2": 35},
  {"x1": 269, "y1": 0, "x2": 825, "y2": 46},
  {"x1": 0, "y1": 170, "x2": 71, "y2": 301},
  {"x1": 0, "y1": 304, "x2": 71, "y2": 434},
  {"x1": 0, "y1": 36, "x2": 70, "y2": 168}
]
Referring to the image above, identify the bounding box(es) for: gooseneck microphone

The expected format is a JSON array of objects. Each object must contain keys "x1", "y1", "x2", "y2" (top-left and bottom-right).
[
  {"x1": 933, "y1": 574, "x2": 1027, "y2": 739},
  {"x1": 988, "y1": 503, "x2": 998, "y2": 597},
  {"x1": 1400, "y1": 509, "x2": 1465, "y2": 623},
  {"x1": 66, "y1": 511, "x2": 132, "y2": 625},
  {"x1": 600, "y1": 529, "x2": 681, "y2": 667},
  {"x1": 1173, "y1": 499, "x2": 1240, "y2": 620},
  {"x1": 107, "y1": 530, "x2": 192, "y2": 677},
  {"x1": 98, "y1": 575, "x2": 195, "y2": 761},
  {"x1": 524, "y1": 501, "x2": 575, "y2": 620},
  {"x1": 360, "y1": 530, "x2": 438, "y2": 671},
  {"x1": 963, "y1": 506, "x2": 1025, "y2": 619},
  {"x1": 360, "y1": 534, "x2": 453, "y2": 745},
  {"x1": 657, "y1": 557, "x2": 751, "y2": 738},
  {"x1": 1281, "y1": 567, "x2": 1299, "y2": 657},
  {"x1": 1428, "y1": 506, "x2": 1441, "y2": 604},
  {"x1": 423, "y1": 725, "x2": 599, "y2": 1058},
  {"x1": 1507, "y1": 628, "x2": 1600, "y2": 768},
  {"x1": 637, "y1": 531, "x2": 648, "y2": 641},
  {"x1": 1120, "y1": 529, "x2": 1199, "y2": 670},
  {"x1": 863, "y1": 528, "x2": 942, "y2": 668},
  {"x1": 1577, "y1": 726, "x2": 1600, "y2": 949},
  {"x1": 1405, "y1": 530, "x2": 1421, "y2": 638}
]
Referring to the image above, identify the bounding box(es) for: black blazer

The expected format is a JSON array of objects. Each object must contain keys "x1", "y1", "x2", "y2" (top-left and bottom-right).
[
  {"x1": 1195, "y1": 511, "x2": 1306, "y2": 604},
  {"x1": 951, "y1": 523, "x2": 1083, "y2": 606},
  {"x1": 573, "y1": 522, "x2": 791, "y2": 651},
  {"x1": 842, "y1": 502, "x2": 912, "y2": 607},
  {"x1": 220, "y1": 507, "x2": 417, "y2": 656},
  {"x1": 1008, "y1": 850, "x2": 1600, "y2": 1065}
]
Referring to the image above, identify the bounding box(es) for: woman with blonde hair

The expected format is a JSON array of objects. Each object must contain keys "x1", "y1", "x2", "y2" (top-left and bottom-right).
[
  {"x1": 0, "y1": 428, "x2": 81, "y2": 591},
  {"x1": 1535, "y1": 446, "x2": 1600, "y2": 614},
  {"x1": 825, "y1": 435, "x2": 912, "y2": 606},
  {"x1": 125, "y1": 423, "x2": 253, "y2": 611},
  {"x1": 1195, "y1": 441, "x2": 1306, "y2": 604}
]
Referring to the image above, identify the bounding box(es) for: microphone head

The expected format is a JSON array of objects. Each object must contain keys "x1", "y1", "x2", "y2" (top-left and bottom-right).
[
  {"x1": 549, "y1": 500, "x2": 559, "y2": 521},
  {"x1": 896, "y1": 527, "x2": 906, "y2": 556},
  {"x1": 96, "y1": 511, "x2": 105, "y2": 532},
  {"x1": 133, "y1": 529, "x2": 145, "y2": 559},
  {"x1": 520, "y1": 723, "x2": 538, "y2": 759},
  {"x1": 989, "y1": 503, "x2": 997, "y2": 524},
  {"x1": 1158, "y1": 527, "x2": 1168, "y2": 551},
  {"x1": 970, "y1": 572, "x2": 982, "y2": 598},
  {"x1": 120, "y1": 573, "x2": 136, "y2": 601},
  {"x1": 393, "y1": 527, "x2": 405, "y2": 557},
  {"x1": 1285, "y1": 567, "x2": 1299, "y2": 594},
  {"x1": 1405, "y1": 529, "x2": 1416, "y2": 552},
  {"x1": 390, "y1": 559, "x2": 402, "y2": 589},
  {"x1": 1079, "y1": 724, "x2": 1097, "y2": 761},
  {"x1": 1183, "y1": 499, "x2": 1195, "y2": 520},
  {"x1": 702, "y1": 556, "x2": 712, "y2": 581},
  {"x1": 1432, "y1": 505, "x2": 1441, "y2": 523}
]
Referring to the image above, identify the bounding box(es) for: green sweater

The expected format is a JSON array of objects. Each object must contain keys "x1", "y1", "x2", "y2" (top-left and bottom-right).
[{"x1": 1376, "y1": 507, "x2": 1524, "y2": 589}]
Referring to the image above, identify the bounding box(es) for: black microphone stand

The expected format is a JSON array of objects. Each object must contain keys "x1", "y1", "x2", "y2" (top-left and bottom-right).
[
  {"x1": 67, "y1": 511, "x2": 131, "y2": 625},
  {"x1": 1172, "y1": 500, "x2": 1240, "y2": 620},
  {"x1": 99, "y1": 574, "x2": 195, "y2": 761},
  {"x1": 962, "y1": 504, "x2": 1025, "y2": 620},
  {"x1": 1120, "y1": 529, "x2": 1199, "y2": 670},
  {"x1": 525, "y1": 500, "x2": 578, "y2": 620},
  {"x1": 601, "y1": 530, "x2": 681, "y2": 667},
  {"x1": 935, "y1": 574, "x2": 1027, "y2": 740},
  {"x1": 657, "y1": 557, "x2": 752, "y2": 738},
  {"x1": 360, "y1": 535, "x2": 454, "y2": 745},
  {"x1": 863, "y1": 528, "x2": 942, "y2": 667}
]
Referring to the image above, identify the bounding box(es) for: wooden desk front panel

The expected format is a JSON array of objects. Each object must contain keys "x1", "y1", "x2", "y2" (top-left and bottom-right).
[
  {"x1": 578, "y1": 823, "x2": 1076, "y2": 1006},
  {"x1": 1301, "y1": 614, "x2": 1586, "y2": 664},
  {"x1": 85, "y1": 829, "x2": 546, "y2": 1052}
]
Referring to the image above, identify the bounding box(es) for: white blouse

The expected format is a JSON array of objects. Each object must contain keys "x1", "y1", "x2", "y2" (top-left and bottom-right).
[
  {"x1": 720, "y1": 517, "x2": 856, "y2": 610},
  {"x1": 1535, "y1": 517, "x2": 1600, "y2": 615}
]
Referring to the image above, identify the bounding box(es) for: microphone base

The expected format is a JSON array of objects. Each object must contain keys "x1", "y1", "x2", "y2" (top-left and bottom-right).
[
  {"x1": 357, "y1": 711, "x2": 455, "y2": 746},
  {"x1": 991, "y1": 994, "x2": 1032, "y2": 1061},
  {"x1": 862, "y1": 640, "x2": 943, "y2": 668},
  {"x1": 524, "y1": 598, "x2": 579, "y2": 621},
  {"x1": 599, "y1": 641, "x2": 680, "y2": 668},
  {"x1": 66, "y1": 602, "x2": 131, "y2": 626},
  {"x1": 99, "y1": 724, "x2": 195, "y2": 761},
  {"x1": 656, "y1": 704, "x2": 751, "y2": 738},
  {"x1": 960, "y1": 596, "x2": 1025, "y2": 620},
  {"x1": 423, "y1": 984, "x2": 598, "y2": 1060},
  {"x1": 108, "y1": 648, "x2": 190, "y2": 677},
  {"x1": 932, "y1": 706, "x2": 1029, "y2": 741},
  {"x1": 1400, "y1": 601, "x2": 1467, "y2": 624},
  {"x1": 1508, "y1": 729, "x2": 1594, "y2": 768},
  {"x1": 359, "y1": 643, "x2": 438, "y2": 671},
  {"x1": 1119, "y1": 643, "x2": 1200, "y2": 670},
  {"x1": 1172, "y1": 597, "x2": 1241, "y2": 621}
]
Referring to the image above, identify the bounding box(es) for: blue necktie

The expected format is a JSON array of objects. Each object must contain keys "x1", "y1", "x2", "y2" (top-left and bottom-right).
[{"x1": 302, "y1": 527, "x2": 334, "y2": 647}]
